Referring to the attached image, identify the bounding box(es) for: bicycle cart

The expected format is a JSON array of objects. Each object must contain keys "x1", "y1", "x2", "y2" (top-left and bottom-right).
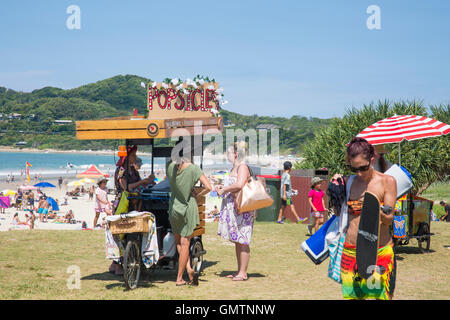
[{"x1": 76, "y1": 79, "x2": 223, "y2": 289}]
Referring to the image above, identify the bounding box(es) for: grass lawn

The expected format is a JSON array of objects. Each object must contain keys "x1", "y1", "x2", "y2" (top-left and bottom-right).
[
  {"x1": 0, "y1": 220, "x2": 449, "y2": 300},
  {"x1": 421, "y1": 181, "x2": 450, "y2": 219}
]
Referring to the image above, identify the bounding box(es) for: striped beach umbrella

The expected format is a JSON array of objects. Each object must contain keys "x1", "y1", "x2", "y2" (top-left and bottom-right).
[{"x1": 357, "y1": 115, "x2": 450, "y2": 164}]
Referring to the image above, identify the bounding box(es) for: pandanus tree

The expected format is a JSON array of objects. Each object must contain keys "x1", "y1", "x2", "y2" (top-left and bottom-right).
[{"x1": 295, "y1": 101, "x2": 449, "y2": 195}]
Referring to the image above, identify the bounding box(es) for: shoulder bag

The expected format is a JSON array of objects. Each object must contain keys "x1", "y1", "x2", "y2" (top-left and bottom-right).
[{"x1": 234, "y1": 164, "x2": 274, "y2": 214}]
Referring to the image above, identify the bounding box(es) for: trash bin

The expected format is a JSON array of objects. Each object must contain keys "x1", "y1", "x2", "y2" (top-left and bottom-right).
[{"x1": 256, "y1": 175, "x2": 281, "y2": 222}]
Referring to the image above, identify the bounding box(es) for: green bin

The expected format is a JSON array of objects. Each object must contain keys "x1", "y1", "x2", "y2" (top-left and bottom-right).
[{"x1": 256, "y1": 175, "x2": 281, "y2": 221}]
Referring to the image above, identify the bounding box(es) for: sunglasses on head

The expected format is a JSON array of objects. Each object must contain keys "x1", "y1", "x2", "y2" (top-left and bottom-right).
[{"x1": 346, "y1": 163, "x2": 371, "y2": 173}]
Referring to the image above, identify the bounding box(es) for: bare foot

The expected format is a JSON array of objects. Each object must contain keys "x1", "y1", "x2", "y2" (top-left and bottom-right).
[{"x1": 225, "y1": 272, "x2": 238, "y2": 279}]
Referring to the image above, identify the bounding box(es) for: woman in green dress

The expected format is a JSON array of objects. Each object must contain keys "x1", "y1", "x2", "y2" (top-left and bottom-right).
[{"x1": 166, "y1": 145, "x2": 212, "y2": 286}]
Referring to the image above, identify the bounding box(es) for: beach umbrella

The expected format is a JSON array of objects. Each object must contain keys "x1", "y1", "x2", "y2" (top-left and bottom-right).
[
  {"x1": 79, "y1": 178, "x2": 95, "y2": 184},
  {"x1": 1, "y1": 189, "x2": 16, "y2": 196},
  {"x1": 356, "y1": 115, "x2": 450, "y2": 164},
  {"x1": 34, "y1": 182, "x2": 56, "y2": 188},
  {"x1": 76, "y1": 164, "x2": 109, "y2": 178},
  {"x1": 67, "y1": 180, "x2": 83, "y2": 187},
  {"x1": 47, "y1": 197, "x2": 59, "y2": 211},
  {"x1": 19, "y1": 185, "x2": 39, "y2": 190}
]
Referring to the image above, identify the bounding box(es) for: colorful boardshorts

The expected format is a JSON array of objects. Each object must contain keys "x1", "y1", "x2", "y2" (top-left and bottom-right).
[{"x1": 340, "y1": 242, "x2": 396, "y2": 300}]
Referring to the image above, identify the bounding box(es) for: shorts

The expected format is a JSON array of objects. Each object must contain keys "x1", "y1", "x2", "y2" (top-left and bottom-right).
[
  {"x1": 38, "y1": 208, "x2": 43, "y2": 214},
  {"x1": 312, "y1": 211, "x2": 324, "y2": 218},
  {"x1": 281, "y1": 197, "x2": 292, "y2": 206},
  {"x1": 340, "y1": 242, "x2": 396, "y2": 300},
  {"x1": 42, "y1": 209, "x2": 49, "y2": 215}
]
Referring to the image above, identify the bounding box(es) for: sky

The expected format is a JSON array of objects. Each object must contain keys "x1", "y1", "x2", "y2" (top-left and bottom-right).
[{"x1": 1, "y1": 0, "x2": 449, "y2": 118}]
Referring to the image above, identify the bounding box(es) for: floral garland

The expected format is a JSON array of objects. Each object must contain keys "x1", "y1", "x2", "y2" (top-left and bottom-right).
[{"x1": 145, "y1": 76, "x2": 226, "y2": 117}]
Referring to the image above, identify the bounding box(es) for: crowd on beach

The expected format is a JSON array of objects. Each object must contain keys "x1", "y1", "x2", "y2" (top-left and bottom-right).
[{"x1": 0, "y1": 185, "x2": 82, "y2": 230}]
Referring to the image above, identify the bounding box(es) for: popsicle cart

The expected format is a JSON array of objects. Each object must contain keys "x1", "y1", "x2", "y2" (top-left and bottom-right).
[
  {"x1": 75, "y1": 79, "x2": 223, "y2": 289},
  {"x1": 392, "y1": 193, "x2": 434, "y2": 253}
]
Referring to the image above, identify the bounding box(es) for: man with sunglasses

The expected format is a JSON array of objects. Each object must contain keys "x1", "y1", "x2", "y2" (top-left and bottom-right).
[{"x1": 337, "y1": 137, "x2": 397, "y2": 300}]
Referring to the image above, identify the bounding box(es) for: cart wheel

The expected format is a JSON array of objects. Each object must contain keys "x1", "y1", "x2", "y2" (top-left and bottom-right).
[
  {"x1": 123, "y1": 240, "x2": 141, "y2": 290},
  {"x1": 418, "y1": 224, "x2": 431, "y2": 253},
  {"x1": 190, "y1": 238, "x2": 205, "y2": 275}
]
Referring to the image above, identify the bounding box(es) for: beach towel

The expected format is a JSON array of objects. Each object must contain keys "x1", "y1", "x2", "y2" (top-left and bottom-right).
[
  {"x1": 325, "y1": 175, "x2": 355, "y2": 283},
  {"x1": 301, "y1": 215, "x2": 337, "y2": 264},
  {"x1": 141, "y1": 213, "x2": 159, "y2": 268},
  {"x1": 0, "y1": 196, "x2": 10, "y2": 208},
  {"x1": 105, "y1": 225, "x2": 122, "y2": 261},
  {"x1": 301, "y1": 175, "x2": 355, "y2": 266}
]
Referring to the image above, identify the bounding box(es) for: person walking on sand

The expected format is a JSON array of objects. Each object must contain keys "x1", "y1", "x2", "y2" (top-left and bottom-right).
[
  {"x1": 216, "y1": 142, "x2": 256, "y2": 282},
  {"x1": 88, "y1": 185, "x2": 94, "y2": 201},
  {"x1": 94, "y1": 178, "x2": 112, "y2": 229},
  {"x1": 307, "y1": 177, "x2": 327, "y2": 235},
  {"x1": 28, "y1": 190, "x2": 35, "y2": 211},
  {"x1": 277, "y1": 161, "x2": 306, "y2": 224},
  {"x1": 166, "y1": 139, "x2": 212, "y2": 286}
]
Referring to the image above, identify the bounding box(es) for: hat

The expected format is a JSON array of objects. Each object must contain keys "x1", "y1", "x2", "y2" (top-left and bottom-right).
[
  {"x1": 116, "y1": 145, "x2": 138, "y2": 167},
  {"x1": 97, "y1": 177, "x2": 108, "y2": 185},
  {"x1": 311, "y1": 177, "x2": 323, "y2": 187}
]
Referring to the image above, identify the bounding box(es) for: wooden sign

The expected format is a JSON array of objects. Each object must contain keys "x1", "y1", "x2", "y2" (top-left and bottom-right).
[{"x1": 147, "y1": 81, "x2": 220, "y2": 119}]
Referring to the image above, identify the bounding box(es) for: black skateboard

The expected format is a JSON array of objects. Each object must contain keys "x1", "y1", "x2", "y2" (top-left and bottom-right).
[{"x1": 356, "y1": 191, "x2": 380, "y2": 279}]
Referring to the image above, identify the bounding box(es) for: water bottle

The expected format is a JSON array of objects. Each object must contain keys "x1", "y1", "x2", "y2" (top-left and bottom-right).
[{"x1": 163, "y1": 230, "x2": 176, "y2": 257}]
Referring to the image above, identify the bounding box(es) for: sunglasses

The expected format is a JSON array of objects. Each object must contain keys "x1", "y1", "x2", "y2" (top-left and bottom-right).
[{"x1": 346, "y1": 163, "x2": 371, "y2": 173}]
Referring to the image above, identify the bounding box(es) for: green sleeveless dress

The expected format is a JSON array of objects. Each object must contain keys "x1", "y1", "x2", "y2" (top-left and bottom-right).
[{"x1": 166, "y1": 162, "x2": 204, "y2": 237}]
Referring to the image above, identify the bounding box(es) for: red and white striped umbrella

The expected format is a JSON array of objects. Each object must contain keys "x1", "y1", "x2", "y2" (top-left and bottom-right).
[{"x1": 357, "y1": 115, "x2": 450, "y2": 145}]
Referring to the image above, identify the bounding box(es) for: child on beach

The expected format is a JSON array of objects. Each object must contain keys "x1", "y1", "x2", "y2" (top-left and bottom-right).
[{"x1": 94, "y1": 178, "x2": 112, "y2": 228}]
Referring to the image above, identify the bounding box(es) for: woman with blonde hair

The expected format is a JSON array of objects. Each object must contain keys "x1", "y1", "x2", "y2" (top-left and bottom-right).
[
  {"x1": 216, "y1": 141, "x2": 255, "y2": 281},
  {"x1": 166, "y1": 139, "x2": 212, "y2": 286}
]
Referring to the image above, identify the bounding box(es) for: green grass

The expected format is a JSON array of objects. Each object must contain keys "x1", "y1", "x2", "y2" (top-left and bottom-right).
[
  {"x1": 421, "y1": 181, "x2": 450, "y2": 219},
  {"x1": 0, "y1": 220, "x2": 449, "y2": 300}
]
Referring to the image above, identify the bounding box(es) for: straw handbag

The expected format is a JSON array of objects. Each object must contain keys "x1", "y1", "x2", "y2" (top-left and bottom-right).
[{"x1": 234, "y1": 165, "x2": 273, "y2": 214}]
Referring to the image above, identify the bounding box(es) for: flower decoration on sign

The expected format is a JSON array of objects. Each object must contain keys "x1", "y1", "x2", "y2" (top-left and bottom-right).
[{"x1": 146, "y1": 76, "x2": 225, "y2": 117}]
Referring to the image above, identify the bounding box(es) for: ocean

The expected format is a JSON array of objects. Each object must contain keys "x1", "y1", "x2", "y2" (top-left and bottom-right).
[{"x1": 0, "y1": 151, "x2": 165, "y2": 178}]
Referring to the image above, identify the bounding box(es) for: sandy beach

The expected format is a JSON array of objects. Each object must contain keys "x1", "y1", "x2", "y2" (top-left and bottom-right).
[
  {"x1": 0, "y1": 176, "x2": 100, "y2": 230},
  {"x1": 0, "y1": 171, "x2": 224, "y2": 231},
  {"x1": 0, "y1": 149, "x2": 286, "y2": 232}
]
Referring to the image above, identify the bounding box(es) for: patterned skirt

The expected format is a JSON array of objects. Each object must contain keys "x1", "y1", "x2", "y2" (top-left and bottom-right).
[{"x1": 217, "y1": 193, "x2": 255, "y2": 245}]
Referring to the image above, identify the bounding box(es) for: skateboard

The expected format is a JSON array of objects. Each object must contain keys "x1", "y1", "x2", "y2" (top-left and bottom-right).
[{"x1": 356, "y1": 191, "x2": 380, "y2": 279}]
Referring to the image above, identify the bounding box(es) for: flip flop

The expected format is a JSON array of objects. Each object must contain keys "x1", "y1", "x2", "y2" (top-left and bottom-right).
[
  {"x1": 225, "y1": 273, "x2": 238, "y2": 278},
  {"x1": 232, "y1": 275, "x2": 248, "y2": 281},
  {"x1": 176, "y1": 281, "x2": 188, "y2": 286}
]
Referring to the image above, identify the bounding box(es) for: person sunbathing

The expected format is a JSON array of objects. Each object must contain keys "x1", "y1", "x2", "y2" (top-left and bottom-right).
[{"x1": 65, "y1": 210, "x2": 75, "y2": 223}]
